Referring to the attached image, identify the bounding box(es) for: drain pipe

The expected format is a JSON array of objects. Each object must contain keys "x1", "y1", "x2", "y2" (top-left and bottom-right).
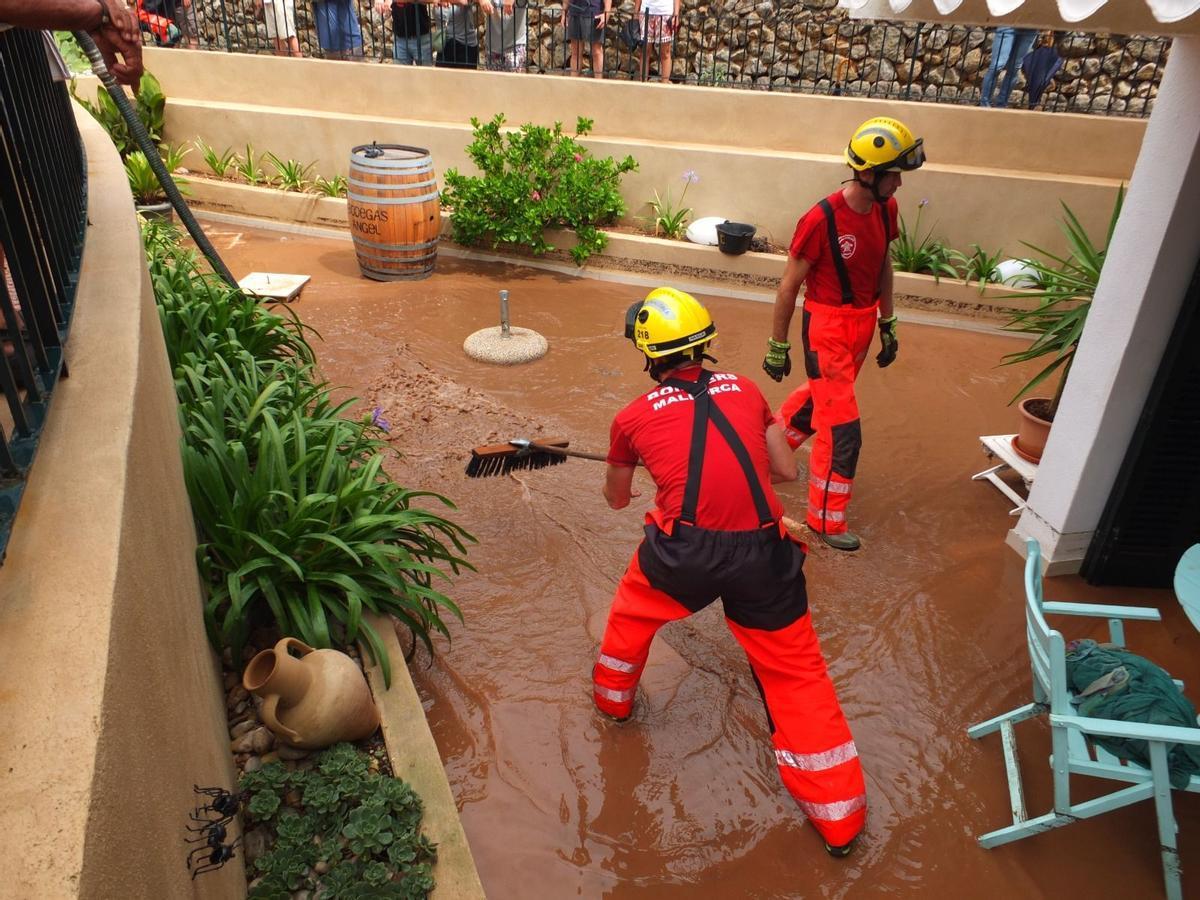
[{"x1": 72, "y1": 31, "x2": 238, "y2": 287}]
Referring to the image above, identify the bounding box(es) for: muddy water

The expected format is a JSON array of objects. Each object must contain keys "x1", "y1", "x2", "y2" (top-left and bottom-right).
[{"x1": 212, "y1": 226, "x2": 1199, "y2": 898}]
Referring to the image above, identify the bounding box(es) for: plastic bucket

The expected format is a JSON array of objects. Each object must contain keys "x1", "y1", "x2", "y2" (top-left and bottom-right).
[{"x1": 716, "y1": 221, "x2": 755, "y2": 255}]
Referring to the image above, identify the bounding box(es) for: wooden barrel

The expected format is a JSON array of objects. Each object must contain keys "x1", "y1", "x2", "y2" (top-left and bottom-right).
[{"x1": 346, "y1": 144, "x2": 440, "y2": 281}]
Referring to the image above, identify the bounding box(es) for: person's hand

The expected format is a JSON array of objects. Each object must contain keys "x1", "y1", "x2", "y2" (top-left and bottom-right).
[
  {"x1": 876, "y1": 316, "x2": 898, "y2": 368},
  {"x1": 763, "y1": 338, "x2": 792, "y2": 382},
  {"x1": 98, "y1": 0, "x2": 138, "y2": 45},
  {"x1": 596, "y1": 10, "x2": 608, "y2": 27},
  {"x1": 90, "y1": 3, "x2": 144, "y2": 89}
]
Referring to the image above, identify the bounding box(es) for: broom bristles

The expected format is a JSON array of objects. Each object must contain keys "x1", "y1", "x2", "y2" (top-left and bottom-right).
[{"x1": 465, "y1": 438, "x2": 571, "y2": 479}]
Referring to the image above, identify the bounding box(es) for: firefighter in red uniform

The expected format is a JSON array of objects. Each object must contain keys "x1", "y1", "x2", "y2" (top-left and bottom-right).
[
  {"x1": 763, "y1": 117, "x2": 926, "y2": 551},
  {"x1": 593, "y1": 286, "x2": 867, "y2": 857}
]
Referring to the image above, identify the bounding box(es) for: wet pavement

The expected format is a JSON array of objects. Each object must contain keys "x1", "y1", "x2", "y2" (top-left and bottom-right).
[{"x1": 210, "y1": 223, "x2": 1199, "y2": 899}]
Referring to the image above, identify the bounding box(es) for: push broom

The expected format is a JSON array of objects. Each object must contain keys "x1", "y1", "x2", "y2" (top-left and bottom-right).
[
  {"x1": 466, "y1": 439, "x2": 813, "y2": 545},
  {"x1": 465, "y1": 438, "x2": 643, "y2": 478}
]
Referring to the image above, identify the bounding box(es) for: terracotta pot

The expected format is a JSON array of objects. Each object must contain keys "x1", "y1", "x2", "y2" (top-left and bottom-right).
[
  {"x1": 242, "y1": 637, "x2": 380, "y2": 749},
  {"x1": 1013, "y1": 396, "x2": 1053, "y2": 462}
]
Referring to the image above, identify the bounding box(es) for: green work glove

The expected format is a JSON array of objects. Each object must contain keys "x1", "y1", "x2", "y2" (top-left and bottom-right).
[
  {"x1": 763, "y1": 338, "x2": 792, "y2": 382},
  {"x1": 876, "y1": 316, "x2": 898, "y2": 368}
]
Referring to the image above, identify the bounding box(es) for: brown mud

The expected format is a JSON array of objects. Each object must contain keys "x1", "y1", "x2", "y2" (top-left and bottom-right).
[{"x1": 210, "y1": 223, "x2": 1199, "y2": 899}]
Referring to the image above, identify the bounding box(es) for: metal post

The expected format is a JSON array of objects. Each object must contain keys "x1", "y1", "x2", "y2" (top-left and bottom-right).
[
  {"x1": 499, "y1": 289, "x2": 511, "y2": 336},
  {"x1": 904, "y1": 23, "x2": 923, "y2": 101}
]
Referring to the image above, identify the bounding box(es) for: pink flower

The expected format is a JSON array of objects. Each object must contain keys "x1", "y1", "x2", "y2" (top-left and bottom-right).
[
  {"x1": 573, "y1": 153, "x2": 583, "y2": 162},
  {"x1": 531, "y1": 190, "x2": 541, "y2": 201}
]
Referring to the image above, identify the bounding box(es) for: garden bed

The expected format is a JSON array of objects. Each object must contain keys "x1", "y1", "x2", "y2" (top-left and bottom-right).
[
  {"x1": 223, "y1": 617, "x2": 484, "y2": 898},
  {"x1": 183, "y1": 175, "x2": 1042, "y2": 322}
]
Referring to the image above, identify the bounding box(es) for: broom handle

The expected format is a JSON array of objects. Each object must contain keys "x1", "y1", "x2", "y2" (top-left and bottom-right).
[{"x1": 528, "y1": 442, "x2": 643, "y2": 466}]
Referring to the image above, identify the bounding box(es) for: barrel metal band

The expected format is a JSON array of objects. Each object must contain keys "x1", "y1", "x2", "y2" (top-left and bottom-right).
[
  {"x1": 351, "y1": 156, "x2": 434, "y2": 170},
  {"x1": 357, "y1": 250, "x2": 438, "y2": 265},
  {"x1": 348, "y1": 189, "x2": 441, "y2": 205},
  {"x1": 350, "y1": 235, "x2": 439, "y2": 252},
  {"x1": 348, "y1": 189, "x2": 440, "y2": 205},
  {"x1": 349, "y1": 176, "x2": 437, "y2": 191}
]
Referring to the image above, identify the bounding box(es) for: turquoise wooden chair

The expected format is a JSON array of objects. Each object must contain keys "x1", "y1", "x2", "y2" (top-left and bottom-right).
[
  {"x1": 1174, "y1": 543, "x2": 1200, "y2": 633},
  {"x1": 968, "y1": 538, "x2": 1200, "y2": 900}
]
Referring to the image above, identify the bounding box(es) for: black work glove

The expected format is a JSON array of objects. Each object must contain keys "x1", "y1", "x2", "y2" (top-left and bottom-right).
[
  {"x1": 763, "y1": 338, "x2": 792, "y2": 382},
  {"x1": 876, "y1": 316, "x2": 898, "y2": 368}
]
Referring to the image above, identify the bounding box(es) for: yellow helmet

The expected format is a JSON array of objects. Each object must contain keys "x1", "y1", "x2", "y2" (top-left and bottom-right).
[
  {"x1": 624, "y1": 287, "x2": 717, "y2": 359},
  {"x1": 845, "y1": 116, "x2": 926, "y2": 172}
]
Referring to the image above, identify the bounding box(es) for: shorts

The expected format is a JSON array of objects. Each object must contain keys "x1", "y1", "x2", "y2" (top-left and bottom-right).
[
  {"x1": 566, "y1": 11, "x2": 601, "y2": 43},
  {"x1": 262, "y1": 0, "x2": 297, "y2": 39},
  {"x1": 486, "y1": 44, "x2": 527, "y2": 71},
  {"x1": 643, "y1": 14, "x2": 675, "y2": 45},
  {"x1": 313, "y1": 0, "x2": 363, "y2": 53}
]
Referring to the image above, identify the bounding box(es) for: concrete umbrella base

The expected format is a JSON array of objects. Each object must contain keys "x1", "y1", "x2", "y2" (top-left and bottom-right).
[{"x1": 463, "y1": 326, "x2": 548, "y2": 365}]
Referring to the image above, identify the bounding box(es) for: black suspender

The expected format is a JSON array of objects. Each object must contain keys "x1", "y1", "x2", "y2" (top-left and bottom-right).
[
  {"x1": 819, "y1": 198, "x2": 855, "y2": 306},
  {"x1": 664, "y1": 370, "x2": 776, "y2": 530},
  {"x1": 818, "y1": 198, "x2": 893, "y2": 306}
]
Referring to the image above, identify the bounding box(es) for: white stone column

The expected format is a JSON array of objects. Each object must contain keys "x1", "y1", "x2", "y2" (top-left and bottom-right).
[{"x1": 1009, "y1": 36, "x2": 1200, "y2": 573}]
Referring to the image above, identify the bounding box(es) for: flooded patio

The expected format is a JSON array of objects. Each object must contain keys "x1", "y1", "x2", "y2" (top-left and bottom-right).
[{"x1": 210, "y1": 223, "x2": 1199, "y2": 898}]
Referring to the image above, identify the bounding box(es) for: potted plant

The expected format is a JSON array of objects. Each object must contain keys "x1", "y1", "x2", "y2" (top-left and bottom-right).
[
  {"x1": 999, "y1": 185, "x2": 1125, "y2": 461},
  {"x1": 125, "y1": 149, "x2": 188, "y2": 221}
]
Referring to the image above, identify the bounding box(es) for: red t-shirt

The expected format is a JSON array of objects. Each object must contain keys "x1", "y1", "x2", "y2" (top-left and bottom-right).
[
  {"x1": 607, "y1": 366, "x2": 783, "y2": 532},
  {"x1": 789, "y1": 191, "x2": 899, "y2": 309}
]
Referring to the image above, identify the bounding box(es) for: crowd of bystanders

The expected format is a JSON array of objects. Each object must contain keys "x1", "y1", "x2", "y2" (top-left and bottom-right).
[{"x1": 110, "y1": 1, "x2": 1070, "y2": 102}]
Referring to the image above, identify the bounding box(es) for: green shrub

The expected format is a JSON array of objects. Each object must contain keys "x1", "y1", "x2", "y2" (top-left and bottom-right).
[
  {"x1": 265, "y1": 152, "x2": 315, "y2": 192},
  {"x1": 644, "y1": 169, "x2": 699, "y2": 240},
  {"x1": 949, "y1": 243, "x2": 1006, "y2": 292},
  {"x1": 890, "y1": 199, "x2": 959, "y2": 279},
  {"x1": 72, "y1": 70, "x2": 165, "y2": 159},
  {"x1": 193, "y1": 138, "x2": 239, "y2": 179},
  {"x1": 144, "y1": 223, "x2": 473, "y2": 683},
  {"x1": 242, "y1": 746, "x2": 436, "y2": 898},
  {"x1": 441, "y1": 114, "x2": 638, "y2": 266}
]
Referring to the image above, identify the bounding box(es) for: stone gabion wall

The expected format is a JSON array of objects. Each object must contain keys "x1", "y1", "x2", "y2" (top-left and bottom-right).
[{"x1": 178, "y1": 0, "x2": 1166, "y2": 116}]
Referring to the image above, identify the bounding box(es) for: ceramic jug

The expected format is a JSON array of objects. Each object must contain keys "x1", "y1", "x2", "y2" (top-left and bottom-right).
[{"x1": 242, "y1": 637, "x2": 380, "y2": 749}]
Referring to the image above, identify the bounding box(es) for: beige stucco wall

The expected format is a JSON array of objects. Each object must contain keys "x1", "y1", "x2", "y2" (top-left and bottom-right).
[
  {"x1": 0, "y1": 106, "x2": 242, "y2": 897},
  {"x1": 144, "y1": 47, "x2": 1139, "y2": 260}
]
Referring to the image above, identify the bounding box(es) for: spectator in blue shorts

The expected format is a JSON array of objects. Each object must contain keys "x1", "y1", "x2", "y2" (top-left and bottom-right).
[
  {"x1": 379, "y1": 0, "x2": 433, "y2": 64},
  {"x1": 314, "y1": 0, "x2": 363, "y2": 59},
  {"x1": 567, "y1": 0, "x2": 608, "y2": 78}
]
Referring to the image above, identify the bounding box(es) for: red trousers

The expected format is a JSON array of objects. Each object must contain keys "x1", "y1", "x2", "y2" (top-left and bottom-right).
[
  {"x1": 593, "y1": 550, "x2": 867, "y2": 847},
  {"x1": 777, "y1": 302, "x2": 877, "y2": 535}
]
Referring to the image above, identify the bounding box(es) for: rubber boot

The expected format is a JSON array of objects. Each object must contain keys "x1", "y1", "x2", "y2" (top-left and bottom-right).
[
  {"x1": 819, "y1": 531, "x2": 861, "y2": 552},
  {"x1": 825, "y1": 838, "x2": 857, "y2": 858}
]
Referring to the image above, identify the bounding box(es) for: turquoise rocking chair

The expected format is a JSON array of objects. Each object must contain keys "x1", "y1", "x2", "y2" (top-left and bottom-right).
[{"x1": 968, "y1": 538, "x2": 1200, "y2": 900}]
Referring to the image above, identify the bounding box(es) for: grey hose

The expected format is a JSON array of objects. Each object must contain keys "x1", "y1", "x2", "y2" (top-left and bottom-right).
[{"x1": 72, "y1": 31, "x2": 238, "y2": 287}]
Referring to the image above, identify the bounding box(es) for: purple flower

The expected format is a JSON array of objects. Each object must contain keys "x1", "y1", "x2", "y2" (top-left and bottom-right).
[
  {"x1": 682, "y1": 169, "x2": 700, "y2": 184},
  {"x1": 919, "y1": 198, "x2": 929, "y2": 208},
  {"x1": 370, "y1": 407, "x2": 390, "y2": 433}
]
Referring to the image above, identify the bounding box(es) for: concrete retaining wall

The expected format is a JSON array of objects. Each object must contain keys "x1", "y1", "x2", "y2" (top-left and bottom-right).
[
  {"x1": 0, "y1": 106, "x2": 242, "y2": 898},
  {"x1": 143, "y1": 47, "x2": 1139, "y2": 263}
]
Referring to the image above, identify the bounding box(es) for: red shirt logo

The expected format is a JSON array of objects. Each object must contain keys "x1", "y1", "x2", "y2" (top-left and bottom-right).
[{"x1": 838, "y1": 233, "x2": 857, "y2": 259}]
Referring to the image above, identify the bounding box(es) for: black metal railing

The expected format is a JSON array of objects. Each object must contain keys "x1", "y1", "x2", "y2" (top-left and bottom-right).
[
  {"x1": 0, "y1": 27, "x2": 87, "y2": 560},
  {"x1": 145, "y1": 1, "x2": 1167, "y2": 116}
]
